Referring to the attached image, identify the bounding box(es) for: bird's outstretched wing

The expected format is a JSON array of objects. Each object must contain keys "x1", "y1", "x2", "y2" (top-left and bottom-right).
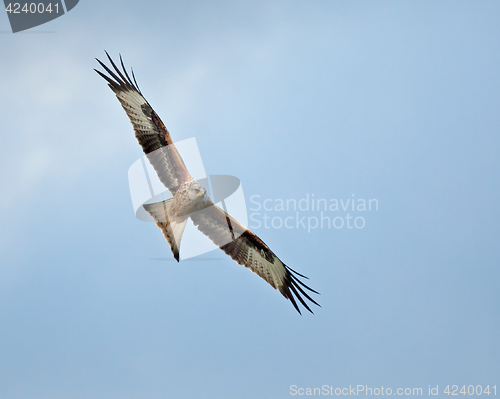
[
  {"x1": 95, "y1": 52, "x2": 191, "y2": 195},
  {"x1": 189, "y1": 203, "x2": 320, "y2": 314}
]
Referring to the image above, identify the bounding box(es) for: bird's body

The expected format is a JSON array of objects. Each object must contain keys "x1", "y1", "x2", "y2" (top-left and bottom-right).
[
  {"x1": 95, "y1": 52, "x2": 320, "y2": 314},
  {"x1": 171, "y1": 180, "x2": 209, "y2": 217}
]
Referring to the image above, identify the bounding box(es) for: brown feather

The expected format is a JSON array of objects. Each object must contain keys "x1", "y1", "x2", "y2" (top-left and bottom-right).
[
  {"x1": 95, "y1": 53, "x2": 191, "y2": 195},
  {"x1": 190, "y1": 202, "x2": 320, "y2": 314}
]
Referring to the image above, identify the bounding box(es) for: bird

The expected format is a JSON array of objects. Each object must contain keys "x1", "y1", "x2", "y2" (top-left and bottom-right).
[{"x1": 95, "y1": 52, "x2": 320, "y2": 314}]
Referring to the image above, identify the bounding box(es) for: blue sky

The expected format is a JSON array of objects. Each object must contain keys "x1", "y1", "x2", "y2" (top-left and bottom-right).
[{"x1": 0, "y1": 1, "x2": 499, "y2": 398}]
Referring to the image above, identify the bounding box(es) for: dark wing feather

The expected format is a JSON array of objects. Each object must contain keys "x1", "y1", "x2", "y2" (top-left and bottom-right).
[
  {"x1": 95, "y1": 52, "x2": 191, "y2": 195},
  {"x1": 190, "y1": 202, "x2": 320, "y2": 314}
]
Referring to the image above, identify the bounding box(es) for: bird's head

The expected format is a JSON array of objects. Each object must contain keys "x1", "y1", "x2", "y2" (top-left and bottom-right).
[{"x1": 188, "y1": 181, "x2": 208, "y2": 202}]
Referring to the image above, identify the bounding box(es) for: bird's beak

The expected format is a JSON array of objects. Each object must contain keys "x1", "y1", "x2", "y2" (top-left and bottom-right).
[{"x1": 197, "y1": 192, "x2": 203, "y2": 196}]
